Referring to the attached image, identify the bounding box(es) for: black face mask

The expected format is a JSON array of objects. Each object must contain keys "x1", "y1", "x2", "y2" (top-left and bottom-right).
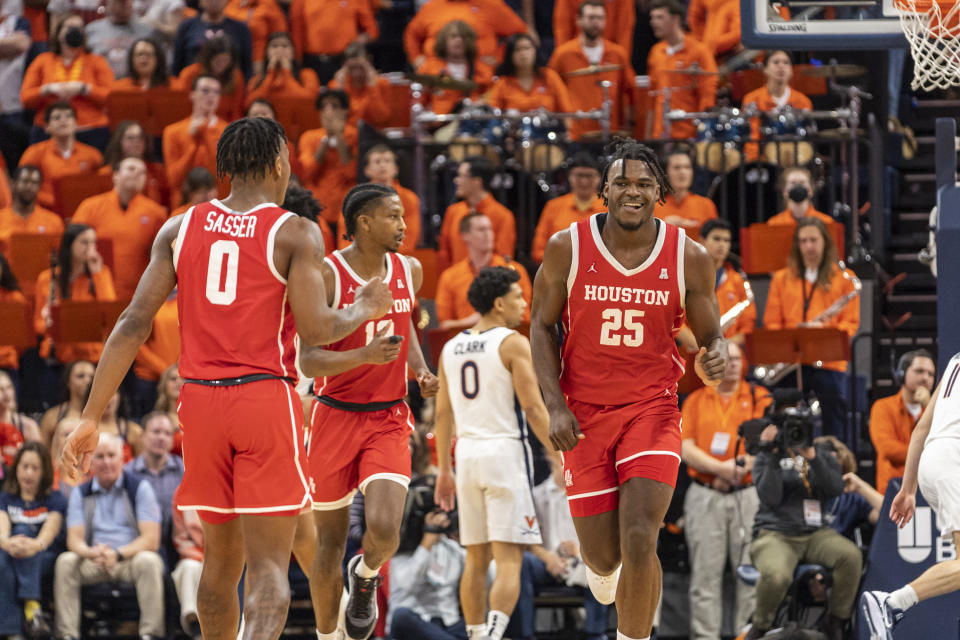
[
  {"x1": 788, "y1": 185, "x2": 809, "y2": 204},
  {"x1": 64, "y1": 27, "x2": 85, "y2": 48}
]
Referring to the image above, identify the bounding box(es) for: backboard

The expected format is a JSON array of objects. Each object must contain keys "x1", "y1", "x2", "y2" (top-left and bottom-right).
[{"x1": 741, "y1": 0, "x2": 907, "y2": 49}]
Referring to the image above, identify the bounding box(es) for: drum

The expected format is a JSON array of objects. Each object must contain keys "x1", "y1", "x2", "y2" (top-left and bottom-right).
[
  {"x1": 447, "y1": 107, "x2": 505, "y2": 165},
  {"x1": 695, "y1": 112, "x2": 749, "y2": 173},
  {"x1": 515, "y1": 115, "x2": 566, "y2": 173},
  {"x1": 761, "y1": 107, "x2": 815, "y2": 167}
]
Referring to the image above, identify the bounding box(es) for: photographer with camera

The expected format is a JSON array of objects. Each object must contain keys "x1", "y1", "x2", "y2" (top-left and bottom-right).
[
  {"x1": 743, "y1": 393, "x2": 862, "y2": 640},
  {"x1": 388, "y1": 506, "x2": 468, "y2": 640}
]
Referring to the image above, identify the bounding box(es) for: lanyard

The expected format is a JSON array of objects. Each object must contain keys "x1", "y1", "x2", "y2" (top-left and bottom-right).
[
  {"x1": 711, "y1": 388, "x2": 740, "y2": 433},
  {"x1": 801, "y1": 277, "x2": 817, "y2": 322}
]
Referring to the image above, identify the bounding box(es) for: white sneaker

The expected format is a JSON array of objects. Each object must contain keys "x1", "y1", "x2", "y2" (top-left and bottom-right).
[
  {"x1": 585, "y1": 563, "x2": 621, "y2": 605},
  {"x1": 860, "y1": 590, "x2": 903, "y2": 640}
]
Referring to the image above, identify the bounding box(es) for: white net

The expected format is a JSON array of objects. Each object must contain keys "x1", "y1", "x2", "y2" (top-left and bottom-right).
[{"x1": 895, "y1": 0, "x2": 960, "y2": 91}]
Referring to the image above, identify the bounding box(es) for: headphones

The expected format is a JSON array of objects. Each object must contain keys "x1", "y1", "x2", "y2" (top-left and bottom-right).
[{"x1": 893, "y1": 349, "x2": 934, "y2": 387}]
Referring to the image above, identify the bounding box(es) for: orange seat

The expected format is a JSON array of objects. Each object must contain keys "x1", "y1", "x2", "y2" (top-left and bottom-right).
[
  {"x1": 55, "y1": 172, "x2": 114, "y2": 218},
  {"x1": 270, "y1": 96, "x2": 321, "y2": 148},
  {"x1": 741, "y1": 223, "x2": 844, "y2": 274},
  {"x1": 6, "y1": 232, "x2": 60, "y2": 293},
  {"x1": 382, "y1": 78, "x2": 412, "y2": 129},
  {"x1": 108, "y1": 89, "x2": 192, "y2": 138},
  {"x1": 411, "y1": 247, "x2": 438, "y2": 299}
]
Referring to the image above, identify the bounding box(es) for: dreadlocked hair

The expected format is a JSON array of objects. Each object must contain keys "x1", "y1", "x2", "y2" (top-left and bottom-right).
[
  {"x1": 216, "y1": 117, "x2": 286, "y2": 182},
  {"x1": 598, "y1": 137, "x2": 672, "y2": 206},
  {"x1": 342, "y1": 183, "x2": 398, "y2": 240}
]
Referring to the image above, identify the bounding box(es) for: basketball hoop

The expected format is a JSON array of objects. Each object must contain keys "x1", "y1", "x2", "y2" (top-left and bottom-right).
[{"x1": 894, "y1": 0, "x2": 960, "y2": 91}]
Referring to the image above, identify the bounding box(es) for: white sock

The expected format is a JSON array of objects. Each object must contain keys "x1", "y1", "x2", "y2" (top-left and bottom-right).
[
  {"x1": 616, "y1": 632, "x2": 649, "y2": 640},
  {"x1": 887, "y1": 585, "x2": 919, "y2": 611},
  {"x1": 486, "y1": 610, "x2": 509, "y2": 640},
  {"x1": 354, "y1": 555, "x2": 379, "y2": 579},
  {"x1": 316, "y1": 630, "x2": 342, "y2": 640},
  {"x1": 466, "y1": 624, "x2": 487, "y2": 639}
]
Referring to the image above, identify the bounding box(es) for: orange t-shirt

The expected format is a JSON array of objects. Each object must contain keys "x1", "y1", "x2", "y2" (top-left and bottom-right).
[
  {"x1": 547, "y1": 38, "x2": 636, "y2": 140},
  {"x1": 531, "y1": 193, "x2": 604, "y2": 263},
  {"x1": 298, "y1": 125, "x2": 359, "y2": 225},
  {"x1": 647, "y1": 35, "x2": 718, "y2": 139},
  {"x1": 178, "y1": 64, "x2": 246, "y2": 123},
  {"x1": 394, "y1": 181, "x2": 421, "y2": 254},
  {"x1": 290, "y1": 0, "x2": 379, "y2": 57},
  {"x1": 328, "y1": 75, "x2": 392, "y2": 129},
  {"x1": 438, "y1": 194, "x2": 516, "y2": 270},
  {"x1": 766, "y1": 206, "x2": 834, "y2": 227},
  {"x1": 716, "y1": 263, "x2": 755, "y2": 339},
  {"x1": 134, "y1": 296, "x2": 180, "y2": 381},
  {"x1": 689, "y1": 0, "x2": 741, "y2": 56},
  {"x1": 486, "y1": 67, "x2": 574, "y2": 113},
  {"x1": 33, "y1": 266, "x2": 117, "y2": 364},
  {"x1": 246, "y1": 67, "x2": 320, "y2": 104},
  {"x1": 97, "y1": 162, "x2": 169, "y2": 209},
  {"x1": 742, "y1": 86, "x2": 813, "y2": 161},
  {"x1": 435, "y1": 254, "x2": 532, "y2": 323},
  {"x1": 72, "y1": 190, "x2": 168, "y2": 300},
  {"x1": 0, "y1": 205, "x2": 64, "y2": 249},
  {"x1": 553, "y1": 0, "x2": 636, "y2": 57},
  {"x1": 0, "y1": 166, "x2": 10, "y2": 210},
  {"x1": 404, "y1": 0, "x2": 527, "y2": 64},
  {"x1": 415, "y1": 57, "x2": 495, "y2": 115},
  {"x1": 18, "y1": 139, "x2": 103, "y2": 211},
  {"x1": 161, "y1": 116, "x2": 229, "y2": 208},
  {"x1": 681, "y1": 380, "x2": 771, "y2": 485},
  {"x1": 762, "y1": 265, "x2": 860, "y2": 372},
  {"x1": 21, "y1": 52, "x2": 115, "y2": 128},
  {"x1": 656, "y1": 193, "x2": 717, "y2": 241},
  {"x1": 869, "y1": 392, "x2": 920, "y2": 495},
  {"x1": 224, "y1": 0, "x2": 288, "y2": 62},
  {"x1": 0, "y1": 289, "x2": 28, "y2": 369}
]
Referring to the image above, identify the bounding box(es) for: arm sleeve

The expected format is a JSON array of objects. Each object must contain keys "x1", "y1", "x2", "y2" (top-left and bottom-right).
[
  {"x1": 91, "y1": 268, "x2": 116, "y2": 300},
  {"x1": 869, "y1": 401, "x2": 909, "y2": 466},
  {"x1": 289, "y1": 0, "x2": 306, "y2": 58},
  {"x1": 753, "y1": 451, "x2": 784, "y2": 506},
  {"x1": 494, "y1": 207, "x2": 516, "y2": 257},
  {"x1": 163, "y1": 127, "x2": 200, "y2": 191},
  {"x1": 688, "y1": 0, "x2": 707, "y2": 39},
  {"x1": 86, "y1": 55, "x2": 115, "y2": 106},
  {"x1": 712, "y1": 5, "x2": 741, "y2": 55},
  {"x1": 696, "y1": 49, "x2": 719, "y2": 111},
  {"x1": 614, "y1": 0, "x2": 635, "y2": 55},
  {"x1": 494, "y1": 0, "x2": 528, "y2": 37},
  {"x1": 763, "y1": 273, "x2": 784, "y2": 330},
  {"x1": 20, "y1": 54, "x2": 47, "y2": 110},
  {"x1": 434, "y1": 271, "x2": 456, "y2": 322},
  {"x1": 135, "y1": 481, "x2": 162, "y2": 524},
  {"x1": 403, "y1": 10, "x2": 426, "y2": 62},
  {"x1": 548, "y1": 69, "x2": 574, "y2": 113},
  {"x1": 553, "y1": 0, "x2": 574, "y2": 46},
  {"x1": 357, "y1": 1, "x2": 380, "y2": 40}
]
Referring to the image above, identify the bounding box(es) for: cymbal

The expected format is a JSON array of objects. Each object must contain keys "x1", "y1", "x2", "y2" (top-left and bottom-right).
[
  {"x1": 817, "y1": 127, "x2": 866, "y2": 139},
  {"x1": 565, "y1": 64, "x2": 624, "y2": 77},
  {"x1": 406, "y1": 73, "x2": 477, "y2": 92},
  {"x1": 801, "y1": 64, "x2": 867, "y2": 78}
]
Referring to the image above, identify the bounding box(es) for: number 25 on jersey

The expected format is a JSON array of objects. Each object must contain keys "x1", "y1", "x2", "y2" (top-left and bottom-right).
[{"x1": 600, "y1": 308, "x2": 645, "y2": 347}]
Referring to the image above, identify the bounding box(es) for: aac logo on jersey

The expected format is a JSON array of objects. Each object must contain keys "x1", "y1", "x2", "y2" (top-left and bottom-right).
[{"x1": 659, "y1": 268, "x2": 669, "y2": 280}]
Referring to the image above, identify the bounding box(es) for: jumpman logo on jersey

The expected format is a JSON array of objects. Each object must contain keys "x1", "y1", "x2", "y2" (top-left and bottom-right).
[
  {"x1": 394, "y1": 407, "x2": 402, "y2": 416},
  {"x1": 348, "y1": 285, "x2": 355, "y2": 295},
  {"x1": 659, "y1": 268, "x2": 669, "y2": 280},
  {"x1": 588, "y1": 262, "x2": 598, "y2": 273}
]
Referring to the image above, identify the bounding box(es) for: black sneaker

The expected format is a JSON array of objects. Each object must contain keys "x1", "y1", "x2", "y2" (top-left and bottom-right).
[
  {"x1": 344, "y1": 555, "x2": 381, "y2": 640},
  {"x1": 25, "y1": 607, "x2": 52, "y2": 639}
]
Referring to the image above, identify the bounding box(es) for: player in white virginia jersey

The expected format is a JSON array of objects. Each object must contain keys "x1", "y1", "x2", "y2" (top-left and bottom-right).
[
  {"x1": 434, "y1": 266, "x2": 552, "y2": 640},
  {"x1": 861, "y1": 351, "x2": 960, "y2": 639}
]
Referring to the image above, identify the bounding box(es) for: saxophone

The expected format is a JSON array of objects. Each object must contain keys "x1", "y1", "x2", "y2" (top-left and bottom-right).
[
  {"x1": 718, "y1": 255, "x2": 755, "y2": 334},
  {"x1": 755, "y1": 261, "x2": 862, "y2": 385}
]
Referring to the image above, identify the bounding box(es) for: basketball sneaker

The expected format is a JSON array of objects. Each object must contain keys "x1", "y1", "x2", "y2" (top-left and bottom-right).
[
  {"x1": 585, "y1": 563, "x2": 621, "y2": 605},
  {"x1": 860, "y1": 590, "x2": 904, "y2": 640},
  {"x1": 344, "y1": 555, "x2": 381, "y2": 640}
]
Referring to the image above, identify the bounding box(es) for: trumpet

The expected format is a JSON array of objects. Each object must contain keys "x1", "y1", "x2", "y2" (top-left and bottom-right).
[
  {"x1": 754, "y1": 261, "x2": 862, "y2": 385},
  {"x1": 718, "y1": 254, "x2": 755, "y2": 334}
]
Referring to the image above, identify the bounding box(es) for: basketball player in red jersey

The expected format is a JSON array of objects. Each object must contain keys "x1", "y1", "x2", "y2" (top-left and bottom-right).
[
  {"x1": 531, "y1": 139, "x2": 727, "y2": 640},
  {"x1": 60, "y1": 117, "x2": 394, "y2": 640},
  {"x1": 298, "y1": 183, "x2": 439, "y2": 640}
]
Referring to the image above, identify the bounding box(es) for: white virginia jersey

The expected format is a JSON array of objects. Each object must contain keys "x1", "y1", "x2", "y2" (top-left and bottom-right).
[
  {"x1": 926, "y1": 352, "x2": 960, "y2": 445},
  {"x1": 441, "y1": 326, "x2": 526, "y2": 440}
]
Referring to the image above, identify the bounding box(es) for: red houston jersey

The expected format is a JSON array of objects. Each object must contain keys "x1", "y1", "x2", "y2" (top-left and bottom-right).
[
  {"x1": 174, "y1": 200, "x2": 298, "y2": 381},
  {"x1": 314, "y1": 250, "x2": 415, "y2": 404},
  {"x1": 560, "y1": 215, "x2": 687, "y2": 405}
]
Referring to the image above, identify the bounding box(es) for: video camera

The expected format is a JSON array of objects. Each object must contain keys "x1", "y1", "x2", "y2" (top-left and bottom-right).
[
  {"x1": 396, "y1": 475, "x2": 459, "y2": 554},
  {"x1": 738, "y1": 389, "x2": 817, "y2": 455}
]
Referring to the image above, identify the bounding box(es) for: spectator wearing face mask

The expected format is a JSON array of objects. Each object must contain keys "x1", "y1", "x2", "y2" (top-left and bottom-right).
[{"x1": 766, "y1": 167, "x2": 835, "y2": 228}]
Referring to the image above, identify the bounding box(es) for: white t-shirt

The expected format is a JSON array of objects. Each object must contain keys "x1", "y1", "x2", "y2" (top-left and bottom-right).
[{"x1": 582, "y1": 42, "x2": 604, "y2": 65}]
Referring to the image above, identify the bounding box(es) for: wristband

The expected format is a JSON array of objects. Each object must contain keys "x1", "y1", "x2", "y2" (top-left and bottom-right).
[{"x1": 113, "y1": 547, "x2": 124, "y2": 561}]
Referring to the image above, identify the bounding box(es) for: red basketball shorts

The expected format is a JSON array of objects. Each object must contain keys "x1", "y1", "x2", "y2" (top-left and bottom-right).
[
  {"x1": 175, "y1": 378, "x2": 311, "y2": 524},
  {"x1": 307, "y1": 400, "x2": 413, "y2": 510},
  {"x1": 562, "y1": 394, "x2": 682, "y2": 518}
]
